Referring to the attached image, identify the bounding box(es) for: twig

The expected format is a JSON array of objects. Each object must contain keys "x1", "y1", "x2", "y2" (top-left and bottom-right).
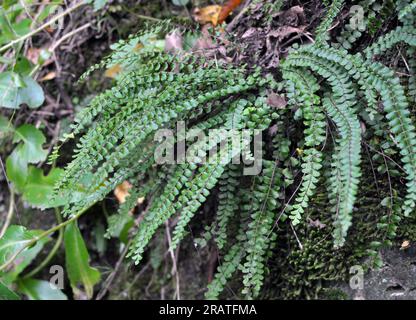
[
  {"x1": 0, "y1": 205, "x2": 89, "y2": 273},
  {"x1": 96, "y1": 238, "x2": 133, "y2": 300},
  {"x1": 165, "y1": 220, "x2": 181, "y2": 300},
  {"x1": 22, "y1": 208, "x2": 64, "y2": 279},
  {"x1": 49, "y1": 22, "x2": 91, "y2": 52},
  {"x1": 0, "y1": 189, "x2": 15, "y2": 238},
  {"x1": 0, "y1": 1, "x2": 85, "y2": 53}
]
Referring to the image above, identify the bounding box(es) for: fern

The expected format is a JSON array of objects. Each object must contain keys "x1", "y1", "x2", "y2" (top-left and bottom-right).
[
  {"x1": 315, "y1": 0, "x2": 345, "y2": 44},
  {"x1": 54, "y1": 2, "x2": 416, "y2": 299}
]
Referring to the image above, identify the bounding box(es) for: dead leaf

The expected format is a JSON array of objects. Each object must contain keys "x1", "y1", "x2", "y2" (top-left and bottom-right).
[
  {"x1": 165, "y1": 32, "x2": 183, "y2": 53},
  {"x1": 267, "y1": 92, "x2": 287, "y2": 109},
  {"x1": 308, "y1": 218, "x2": 326, "y2": 229},
  {"x1": 133, "y1": 43, "x2": 144, "y2": 52},
  {"x1": 104, "y1": 64, "x2": 122, "y2": 78},
  {"x1": 39, "y1": 71, "x2": 56, "y2": 81},
  {"x1": 401, "y1": 240, "x2": 410, "y2": 249},
  {"x1": 218, "y1": 0, "x2": 243, "y2": 24},
  {"x1": 241, "y1": 28, "x2": 257, "y2": 39},
  {"x1": 193, "y1": 5, "x2": 222, "y2": 26},
  {"x1": 26, "y1": 48, "x2": 41, "y2": 64},
  {"x1": 114, "y1": 181, "x2": 132, "y2": 203}
]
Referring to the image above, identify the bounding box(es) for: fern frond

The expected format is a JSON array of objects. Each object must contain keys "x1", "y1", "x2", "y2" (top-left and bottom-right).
[
  {"x1": 315, "y1": 0, "x2": 345, "y2": 44},
  {"x1": 323, "y1": 96, "x2": 361, "y2": 246},
  {"x1": 241, "y1": 160, "x2": 281, "y2": 299},
  {"x1": 283, "y1": 68, "x2": 326, "y2": 224}
]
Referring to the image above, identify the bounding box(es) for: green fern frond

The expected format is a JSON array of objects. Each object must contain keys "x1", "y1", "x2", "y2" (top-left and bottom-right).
[
  {"x1": 315, "y1": 0, "x2": 345, "y2": 44},
  {"x1": 241, "y1": 160, "x2": 281, "y2": 299}
]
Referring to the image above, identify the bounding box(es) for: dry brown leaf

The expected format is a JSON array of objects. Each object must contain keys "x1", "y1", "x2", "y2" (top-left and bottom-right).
[
  {"x1": 114, "y1": 181, "x2": 132, "y2": 204},
  {"x1": 133, "y1": 43, "x2": 144, "y2": 52},
  {"x1": 104, "y1": 64, "x2": 122, "y2": 78},
  {"x1": 401, "y1": 240, "x2": 410, "y2": 249},
  {"x1": 26, "y1": 48, "x2": 41, "y2": 64},
  {"x1": 39, "y1": 71, "x2": 56, "y2": 81},
  {"x1": 267, "y1": 92, "x2": 287, "y2": 109},
  {"x1": 193, "y1": 5, "x2": 222, "y2": 26},
  {"x1": 218, "y1": 0, "x2": 243, "y2": 24},
  {"x1": 308, "y1": 218, "x2": 326, "y2": 229}
]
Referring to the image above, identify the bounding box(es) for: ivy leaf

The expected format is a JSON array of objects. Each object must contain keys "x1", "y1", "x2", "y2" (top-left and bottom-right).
[
  {"x1": 0, "y1": 115, "x2": 13, "y2": 136},
  {"x1": 22, "y1": 167, "x2": 66, "y2": 208},
  {"x1": 0, "y1": 225, "x2": 50, "y2": 284},
  {"x1": 0, "y1": 280, "x2": 20, "y2": 300},
  {"x1": 17, "y1": 278, "x2": 67, "y2": 300},
  {"x1": 6, "y1": 124, "x2": 48, "y2": 190},
  {"x1": 11, "y1": 124, "x2": 48, "y2": 163},
  {"x1": 0, "y1": 72, "x2": 44, "y2": 109},
  {"x1": 64, "y1": 222, "x2": 101, "y2": 299}
]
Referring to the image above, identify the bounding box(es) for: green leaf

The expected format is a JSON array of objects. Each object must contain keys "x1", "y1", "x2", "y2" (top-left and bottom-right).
[
  {"x1": 64, "y1": 222, "x2": 101, "y2": 299},
  {"x1": 6, "y1": 124, "x2": 48, "y2": 190},
  {"x1": 6, "y1": 151, "x2": 28, "y2": 190},
  {"x1": 22, "y1": 167, "x2": 66, "y2": 208},
  {"x1": 0, "y1": 72, "x2": 44, "y2": 109},
  {"x1": 17, "y1": 278, "x2": 67, "y2": 300},
  {"x1": 0, "y1": 225, "x2": 50, "y2": 283},
  {"x1": 12, "y1": 124, "x2": 48, "y2": 163},
  {"x1": 0, "y1": 280, "x2": 20, "y2": 300},
  {"x1": 0, "y1": 115, "x2": 13, "y2": 137}
]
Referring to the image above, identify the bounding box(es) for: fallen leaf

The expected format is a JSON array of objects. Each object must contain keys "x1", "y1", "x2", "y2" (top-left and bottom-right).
[
  {"x1": 193, "y1": 5, "x2": 222, "y2": 26},
  {"x1": 165, "y1": 32, "x2": 183, "y2": 53},
  {"x1": 26, "y1": 48, "x2": 41, "y2": 65},
  {"x1": 267, "y1": 92, "x2": 287, "y2": 108},
  {"x1": 241, "y1": 27, "x2": 257, "y2": 39},
  {"x1": 114, "y1": 181, "x2": 132, "y2": 203},
  {"x1": 104, "y1": 64, "x2": 122, "y2": 79},
  {"x1": 39, "y1": 71, "x2": 56, "y2": 81},
  {"x1": 401, "y1": 240, "x2": 410, "y2": 249},
  {"x1": 308, "y1": 218, "x2": 326, "y2": 229},
  {"x1": 137, "y1": 197, "x2": 145, "y2": 205},
  {"x1": 218, "y1": 0, "x2": 243, "y2": 24}
]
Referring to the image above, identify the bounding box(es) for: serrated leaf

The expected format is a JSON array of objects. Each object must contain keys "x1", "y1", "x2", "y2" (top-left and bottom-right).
[
  {"x1": 0, "y1": 72, "x2": 44, "y2": 109},
  {"x1": 64, "y1": 222, "x2": 100, "y2": 299},
  {"x1": 17, "y1": 278, "x2": 67, "y2": 300}
]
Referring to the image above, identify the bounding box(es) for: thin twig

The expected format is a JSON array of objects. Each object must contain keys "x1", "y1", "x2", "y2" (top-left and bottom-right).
[
  {"x1": 0, "y1": 1, "x2": 85, "y2": 53},
  {"x1": 22, "y1": 208, "x2": 64, "y2": 279},
  {"x1": 0, "y1": 206, "x2": 89, "y2": 272},
  {"x1": 165, "y1": 220, "x2": 181, "y2": 300},
  {"x1": 96, "y1": 238, "x2": 133, "y2": 300},
  {"x1": 49, "y1": 22, "x2": 91, "y2": 52},
  {"x1": 0, "y1": 189, "x2": 14, "y2": 238}
]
